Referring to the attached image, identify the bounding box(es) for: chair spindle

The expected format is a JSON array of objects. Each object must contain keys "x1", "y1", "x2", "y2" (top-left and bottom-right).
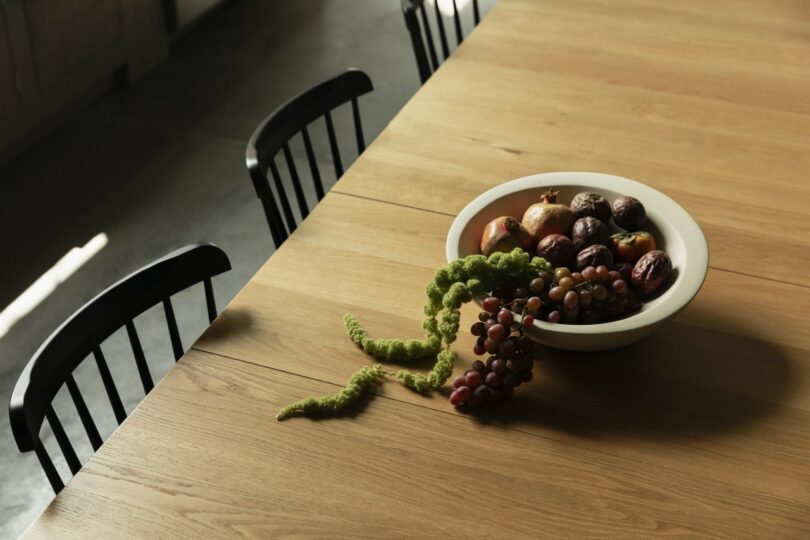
[
  {"x1": 268, "y1": 158, "x2": 297, "y2": 233},
  {"x1": 162, "y1": 298, "x2": 184, "y2": 361},
  {"x1": 324, "y1": 111, "x2": 344, "y2": 178},
  {"x1": 125, "y1": 320, "x2": 154, "y2": 393},
  {"x1": 301, "y1": 126, "x2": 325, "y2": 200},
  {"x1": 94, "y1": 347, "x2": 127, "y2": 424},
  {"x1": 419, "y1": 4, "x2": 440, "y2": 71},
  {"x1": 203, "y1": 277, "x2": 218, "y2": 323},
  {"x1": 452, "y1": 0, "x2": 463, "y2": 45},
  {"x1": 45, "y1": 406, "x2": 81, "y2": 475},
  {"x1": 34, "y1": 438, "x2": 64, "y2": 493},
  {"x1": 282, "y1": 143, "x2": 309, "y2": 220},
  {"x1": 351, "y1": 98, "x2": 366, "y2": 155},
  {"x1": 434, "y1": 0, "x2": 450, "y2": 58},
  {"x1": 473, "y1": 0, "x2": 480, "y2": 24},
  {"x1": 65, "y1": 374, "x2": 102, "y2": 451},
  {"x1": 260, "y1": 192, "x2": 287, "y2": 246}
]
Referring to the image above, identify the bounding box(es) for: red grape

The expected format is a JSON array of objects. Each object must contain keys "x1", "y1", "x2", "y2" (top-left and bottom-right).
[
  {"x1": 581, "y1": 266, "x2": 597, "y2": 281},
  {"x1": 548, "y1": 286, "x2": 565, "y2": 302},
  {"x1": 483, "y1": 296, "x2": 501, "y2": 313},
  {"x1": 497, "y1": 309, "x2": 514, "y2": 326},
  {"x1": 484, "y1": 338, "x2": 499, "y2": 354},
  {"x1": 596, "y1": 265, "x2": 610, "y2": 281},
  {"x1": 487, "y1": 324, "x2": 506, "y2": 341},
  {"x1": 473, "y1": 385, "x2": 490, "y2": 402},
  {"x1": 465, "y1": 371, "x2": 482, "y2": 387},
  {"x1": 499, "y1": 339, "x2": 517, "y2": 357}
]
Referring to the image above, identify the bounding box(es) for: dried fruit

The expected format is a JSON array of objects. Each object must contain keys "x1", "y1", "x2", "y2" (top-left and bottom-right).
[
  {"x1": 631, "y1": 250, "x2": 672, "y2": 295},
  {"x1": 570, "y1": 192, "x2": 611, "y2": 221},
  {"x1": 535, "y1": 234, "x2": 576, "y2": 268},
  {"x1": 614, "y1": 262, "x2": 633, "y2": 283},
  {"x1": 609, "y1": 231, "x2": 657, "y2": 264},
  {"x1": 480, "y1": 216, "x2": 533, "y2": 256},
  {"x1": 570, "y1": 216, "x2": 609, "y2": 251},
  {"x1": 612, "y1": 196, "x2": 647, "y2": 230},
  {"x1": 522, "y1": 188, "x2": 576, "y2": 242},
  {"x1": 575, "y1": 244, "x2": 614, "y2": 270}
]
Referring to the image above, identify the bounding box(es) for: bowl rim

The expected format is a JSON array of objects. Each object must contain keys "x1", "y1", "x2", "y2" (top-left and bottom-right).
[{"x1": 445, "y1": 171, "x2": 709, "y2": 335}]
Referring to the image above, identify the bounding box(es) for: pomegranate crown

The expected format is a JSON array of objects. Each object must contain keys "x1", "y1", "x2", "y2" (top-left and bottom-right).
[{"x1": 539, "y1": 188, "x2": 560, "y2": 204}]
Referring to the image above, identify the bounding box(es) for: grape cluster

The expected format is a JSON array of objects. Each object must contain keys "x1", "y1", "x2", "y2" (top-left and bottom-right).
[
  {"x1": 449, "y1": 295, "x2": 539, "y2": 408},
  {"x1": 537, "y1": 265, "x2": 640, "y2": 324}
]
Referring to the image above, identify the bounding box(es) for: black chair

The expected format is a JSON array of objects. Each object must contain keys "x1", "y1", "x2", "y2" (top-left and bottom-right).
[
  {"x1": 245, "y1": 69, "x2": 374, "y2": 248},
  {"x1": 402, "y1": 0, "x2": 481, "y2": 84},
  {"x1": 9, "y1": 243, "x2": 231, "y2": 493}
]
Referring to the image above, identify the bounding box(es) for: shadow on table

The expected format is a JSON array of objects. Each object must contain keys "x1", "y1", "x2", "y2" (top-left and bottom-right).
[
  {"x1": 466, "y1": 315, "x2": 794, "y2": 440},
  {"x1": 194, "y1": 307, "x2": 257, "y2": 347}
]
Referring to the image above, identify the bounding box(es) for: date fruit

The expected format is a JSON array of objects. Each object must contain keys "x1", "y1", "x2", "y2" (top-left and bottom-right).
[
  {"x1": 536, "y1": 234, "x2": 576, "y2": 268},
  {"x1": 609, "y1": 231, "x2": 656, "y2": 264},
  {"x1": 612, "y1": 196, "x2": 647, "y2": 230},
  {"x1": 571, "y1": 216, "x2": 609, "y2": 251},
  {"x1": 631, "y1": 250, "x2": 672, "y2": 295},
  {"x1": 570, "y1": 192, "x2": 611, "y2": 221},
  {"x1": 575, "y1": 244, "x2": 614, "y2": 270}
]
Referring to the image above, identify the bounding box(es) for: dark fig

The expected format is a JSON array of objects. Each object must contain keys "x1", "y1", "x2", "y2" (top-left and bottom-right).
[
  {"x1": 480, "y1": 216, "x2": 533, "y2": 256},
  {"x1": 570, "y1": 216, "x2": 609, "y2": 251},
  {"x1": 575, "y1": 244, "x2": 614, "y2": 270},
  {"x1": 609, "y1": 231, "x2": 656, "y2": 264},
  {"x1": 570, "y1": 192, "x2": 611, "y2": 221},
  {"x1": 535, "y1": 234, "x2": 576, "y2": 268},
  {"x1": 612, "y1": 196, "x2": 647, "y2": 230},
  {"x1": 631, "y1": 250, "x2": 672, "y2": 295}
]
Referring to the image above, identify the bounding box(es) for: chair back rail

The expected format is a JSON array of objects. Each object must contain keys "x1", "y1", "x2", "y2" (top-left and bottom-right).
[
  {"x1": 9, "y1": 243, "x2": 231, "y2": 492},
  {"x1": 245, "y1": 69, "x2": 373, "y2": 247}
]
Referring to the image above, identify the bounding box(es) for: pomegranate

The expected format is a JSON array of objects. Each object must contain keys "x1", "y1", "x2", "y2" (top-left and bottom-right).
[
  {"x1": 521, "y1": 188, "x2": 575, "y2": 242},
  {"x1": 480, "y1": 216, "x2": 533, "y2": 256}
]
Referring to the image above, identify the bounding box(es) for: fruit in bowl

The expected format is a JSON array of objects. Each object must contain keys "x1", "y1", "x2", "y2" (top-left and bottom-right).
[{"x1": 445, "y1": 172, "x2": 708, "y2": 351}]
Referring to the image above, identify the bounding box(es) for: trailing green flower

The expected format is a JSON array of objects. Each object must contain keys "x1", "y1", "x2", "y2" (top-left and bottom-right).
[
  {"x1": 276, "y1": 249, "x2": 552, "y2": 420},
  {"x1": 276, "y1": 364, "x2": 385, "y2": 420}
]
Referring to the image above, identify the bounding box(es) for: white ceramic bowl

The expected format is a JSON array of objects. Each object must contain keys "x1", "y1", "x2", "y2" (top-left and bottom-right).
[{"x1": 446, "y1": 172, "x2": 708, "y2": 351}]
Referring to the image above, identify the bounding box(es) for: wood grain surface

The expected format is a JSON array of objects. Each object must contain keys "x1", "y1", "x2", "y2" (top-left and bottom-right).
[
  {"x1": 22, "y1": 350, "x2": 810, "y2": 539},
  {"x1": 24, "y1": 0, "x2": 810, "y2": 537}
]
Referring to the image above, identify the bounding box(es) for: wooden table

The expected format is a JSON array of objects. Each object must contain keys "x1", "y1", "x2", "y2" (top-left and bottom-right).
[{"x1": 25, "y1": 0, "x2": 810, "y2": 537}]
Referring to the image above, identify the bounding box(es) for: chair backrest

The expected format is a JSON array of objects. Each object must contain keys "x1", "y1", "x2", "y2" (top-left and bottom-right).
[
  {"x1": 402, "y1": 0, "x2": 481, "y2": 84},
  {"x1": 245, "y1": 69, "x2": 374, "y2": 248},
  {"x1": 9, "y1": 243, "x2": 231, "y2": 493}
]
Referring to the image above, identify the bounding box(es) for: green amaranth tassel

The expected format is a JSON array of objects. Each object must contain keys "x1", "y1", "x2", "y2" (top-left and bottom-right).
[
  {"x1": 276, "y1": 364, "x2": 385, "y2": 420},
  {"x1": 276, "y1": 249, "x2": 552, "y2": 420}
]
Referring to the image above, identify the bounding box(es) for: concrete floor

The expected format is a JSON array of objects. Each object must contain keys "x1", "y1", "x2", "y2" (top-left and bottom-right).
[{"x1": 0, "y1": 0, "x2": 493, "y2": 537}]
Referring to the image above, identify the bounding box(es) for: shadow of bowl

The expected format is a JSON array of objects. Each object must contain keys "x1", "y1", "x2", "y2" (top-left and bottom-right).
[{"x1": 465, "y1": 315, "x2": 793, "y2": 441}]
